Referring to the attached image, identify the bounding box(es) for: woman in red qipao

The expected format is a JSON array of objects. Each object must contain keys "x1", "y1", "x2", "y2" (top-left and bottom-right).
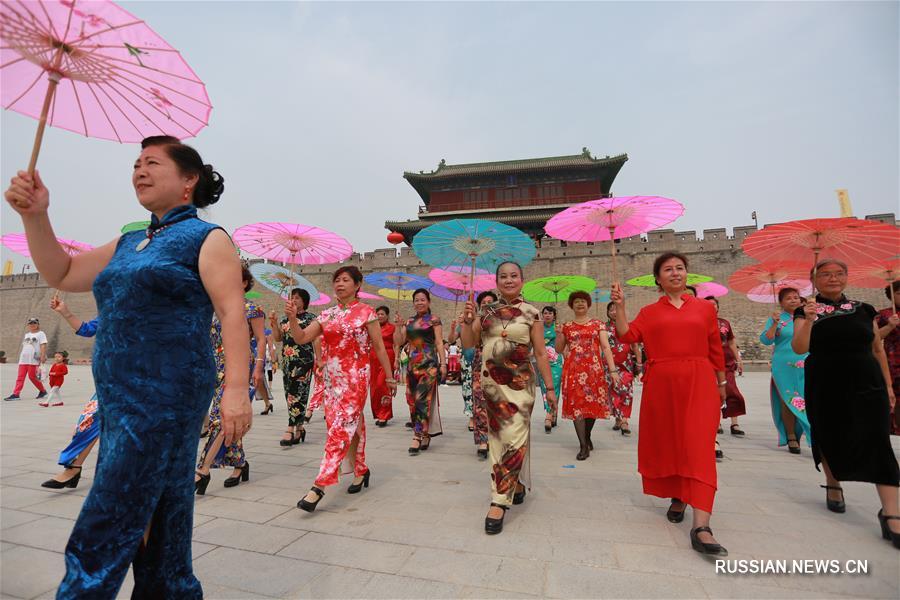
[
  {"x1": 370, "y1": 306, "x2": 398, "y2": 427},
  {"x1": 610, "y1": 252, "x2": 729, "y2": 557},
  {"x1": 286, "y1": 266, "x2": 396, "y2": 512}
]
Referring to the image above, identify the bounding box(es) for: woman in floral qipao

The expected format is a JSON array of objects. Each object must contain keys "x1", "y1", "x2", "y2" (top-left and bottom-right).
[
  {"x1": 271, "y1": 287, "x2": 320, "y2": 446},
  {"x1": 461, "y1": 262, "x2": 557, "y2": 535},
  {"x1": 759, "y1": 287, "x2": 811, "y2": 453},
  {"x1": 394, "y1": 288, "x2": 445, "y2": 453},
  {"x1": 287, "y1": 266, "x2": 396, "y2": 512}
]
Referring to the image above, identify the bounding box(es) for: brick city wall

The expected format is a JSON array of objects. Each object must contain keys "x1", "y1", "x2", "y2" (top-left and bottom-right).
[{"x1": 1, "y1": 218, "x2": 894, "y2": 364}]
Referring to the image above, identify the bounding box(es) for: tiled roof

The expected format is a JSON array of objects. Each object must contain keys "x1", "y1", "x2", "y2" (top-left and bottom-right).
[{"x1": 403, "y1": 149, "x2": 628, "y2": 180}]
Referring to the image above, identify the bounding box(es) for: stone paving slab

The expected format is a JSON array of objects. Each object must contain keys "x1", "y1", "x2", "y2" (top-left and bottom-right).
[{"x1": 2, "y1": 364, "x2": 899, "y2": 599}]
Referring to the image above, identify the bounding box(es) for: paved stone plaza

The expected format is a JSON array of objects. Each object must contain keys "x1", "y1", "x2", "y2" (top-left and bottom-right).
[{"x1": 1, "y1": 364, "x2": 898, "y2": 599}]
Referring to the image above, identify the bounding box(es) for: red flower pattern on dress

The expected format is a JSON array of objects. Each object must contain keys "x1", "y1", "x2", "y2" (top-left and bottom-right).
[
  {"x1": 312, "y1": 301, "x2": 377, "y2": 487},
  {"x1": 560, "y1": 320, "x2": 610, "y2": 420}
]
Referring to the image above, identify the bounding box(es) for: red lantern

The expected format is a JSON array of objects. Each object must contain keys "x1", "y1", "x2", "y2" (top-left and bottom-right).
[{"x1": 387, "y1": 232, "x2": 404, "y2": 245}]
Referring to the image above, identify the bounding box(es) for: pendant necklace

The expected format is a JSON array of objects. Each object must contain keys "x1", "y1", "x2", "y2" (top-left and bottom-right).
[{"x1": 136, "y1": 223, "x2": 172, "y2": 252}]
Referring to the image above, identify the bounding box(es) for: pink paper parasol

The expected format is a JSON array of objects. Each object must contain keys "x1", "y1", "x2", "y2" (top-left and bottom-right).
[
  {"x1": 310, "y1": 293, "x2": 332, "y2": 307},
  {"x1": 545, "y1": 196, "x2": 684, "y2": 282},
  {"x1": 428, "y1": 267, "x2": 494, "y2": 292},
  {"x1": 747, "y1": 280, "x2": 812, "y2": 304},
  {"x1": 1, "y1": 232, "x2": 93, "y2": 257},
  {"x1": 358, "y1": 291, "x2": 382, "y2": 300},
  {"x1": 234, "y1": 223, "x2": 352, "y2": 266},
  {"x1": 1, "y1": 0, "x2": 211, "y2": 173},
  {"x1": 693, "y1": 281, "x2": 729, "y2": 298}
]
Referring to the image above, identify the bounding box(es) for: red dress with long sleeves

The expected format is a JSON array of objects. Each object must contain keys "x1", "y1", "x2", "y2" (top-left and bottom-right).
[{"x1": 619, "y1": 295, "x2": 725, "y2": 512}]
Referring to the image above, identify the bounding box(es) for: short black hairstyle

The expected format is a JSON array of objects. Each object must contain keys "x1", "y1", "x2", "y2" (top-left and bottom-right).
[
  {"x1": 376, "y1": 305, "x2": 390, "y2": 315},
  {"x1": 476, "y1": 290, "x2": 498, "y2": 305},
  {"x1": 652, "y1": 252, "x2": 689, "y2": 286},
  {"x1": 290, "y1": 287, "x2": 311, "y2": 310},
  {"x1": 885, "y1": 280, "x2": 900, "y2": 301},
  {"x1": 778, "y1": 287, "x2": 800, "y2": 304}
]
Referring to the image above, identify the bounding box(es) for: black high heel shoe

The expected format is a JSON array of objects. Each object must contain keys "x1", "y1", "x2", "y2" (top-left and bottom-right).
[
  {"x1": 195, "y1": 471, "x2": 211, "y2": 495},
  {"x1": 786, "y1": 435, "x2": 801, "y2": 455},
  {"x1": 690, "y1": 526, "x2": 728, "y2": 556},
  {"x1": 297, "y1": 428, "x2": 306, "y2": 444},
  {"x1": 545, "y1": 417, "x2": 553, "y2": 434},
  {"x1": 513, "y1": 485, "x2": 526, "y2": 505},
  {"x1": 476, "y1": 447, "x2": 488, "y2": 459},
  {"x1": 298, "y1": 486, "x2": 324, "y2": 512},
  {"x1": 821, "y1": 484, "x2": 845, "y2": 513},
  {"x1": 260, "y1": 404, "x2": 274, "y2": 415},
  {"x1": 877, "y1": 509, "x2": 900, "y2": 549},
  {"x1": 621, "y1": 424, "x2": 632, "y2": 436},
  {"x1": 666, "y1": 499, "x2": 686, "y2": 523},
  {"x1": 280, "y1": 431, "x2": 296, "y2": 447},
  {"x1": 41, "y1": 466, "x2": 81, "y2": 489},
  {"x1": 730, "y1": 424, "x2": 745, "y2": 436},
  {"x1": 347, "y1": 469, "x2": 370, "y2": 494},
  {"x1": 485, "y1": 503, "x2": 508, "y2": 535},
  {"x1": 409, "y1": 438, "x2": 421, "y2": 455},
  {"x1": 224, "y1": 462, "x2": 249, "y2": 488},
  {"x1": 420, "y1": 435, "x2": 431, "y2": 451},
  {"x1": 576, "y1": 447, "x2": 590, "y2": 461}
]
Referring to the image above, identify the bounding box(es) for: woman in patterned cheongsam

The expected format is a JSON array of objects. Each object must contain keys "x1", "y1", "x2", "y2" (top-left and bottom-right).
[
  {"x1": 271, "y1": 287, "x2": 319, "y2": 446},
  {"x1": 288, "y1": 266, "x2": 396, "y2": 512},
  {"x1": 394, "y1": 288, "x2": 445, "y2": 454},
  {"x1": 196, "y1": 265, "x2": 266, "y2": 491},
  {"x1": 461, "y1": 262, "x2": 557, "y2": 535}
]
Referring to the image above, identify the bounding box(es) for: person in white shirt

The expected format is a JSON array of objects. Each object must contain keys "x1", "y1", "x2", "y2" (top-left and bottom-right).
[{"x1": 5, "y1": 317, "x2": 48, "y2": 401}]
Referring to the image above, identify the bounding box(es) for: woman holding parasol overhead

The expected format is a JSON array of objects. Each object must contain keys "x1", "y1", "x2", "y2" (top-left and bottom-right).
[
  {"x1": 610, "y1": 252, "x2": 729, "y2": 557},
  {"x1": 4, "y1": 136, "x2": 251, "y2": 597}
]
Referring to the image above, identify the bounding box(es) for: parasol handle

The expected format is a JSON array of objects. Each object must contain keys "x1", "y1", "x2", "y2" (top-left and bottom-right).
[
  {"x1": 891, "y1": 279, "x2": 897, "y2": 317},
  {"x1": 608, "y1": 226, "x2": 619, "y2": 284},
  {"x1": 27, "y1": 72, "x2": 62, "y2": 175},
  {"x1": 771, "y1": 282, "x2": 776, "y2": 305}
]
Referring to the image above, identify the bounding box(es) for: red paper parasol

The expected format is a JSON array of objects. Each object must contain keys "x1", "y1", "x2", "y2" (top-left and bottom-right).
[
  {"x1": 545, "y1": 196, "x2": 684, "y2": 282},
  {"x1": 728, "y1": 261, "x2": 811, "y2": 303},
  {"x1": 742, "y1": 218, "x2": 900, "y2": 267},
  {"x1": 848, "y1": 259, "x2": 900, "y2": 315}
]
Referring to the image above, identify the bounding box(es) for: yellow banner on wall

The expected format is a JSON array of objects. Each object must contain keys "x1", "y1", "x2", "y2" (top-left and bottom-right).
[
  {"x1": 2, "y1": 261, "x2": 12, "y2": 276},
  {"x1": 836, "y1": 189, "x2": 853, "y2": 217}
]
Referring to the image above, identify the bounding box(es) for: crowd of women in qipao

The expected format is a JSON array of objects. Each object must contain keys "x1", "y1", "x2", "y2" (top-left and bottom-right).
[{"x1": 4, "y1": 137, "x2": 897, "y2": 599}]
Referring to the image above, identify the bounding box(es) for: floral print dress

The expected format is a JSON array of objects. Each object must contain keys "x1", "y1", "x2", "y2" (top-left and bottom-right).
[
  {"x1": 759, "y1": 311, "x2": 811, "y2": 446},
  {"x1": 480, "y1": 297, "x2": 539, "y2": 507},
  {"x1": 198, "y1": 301, "x2": 264, "y2": 469},
  {"x1": 875, "y1": 308, "x2": 900, "y2": 435},
  {"x1": 717, "y1": 318, "x2": 746, "y2": 418},
  {"x1": 560, "y1": 320, "x2": 610, "y2": 420},
  {"x1": 313, "y1": 301, "x2": 377, "y2": 487},
  {"x1": 279, "y1": 313, "x2": 316, "y2": 428},
  {"x1": 605, "y1": 321, "x2": 637, "y2": 420},
  {"x1": 404, "y1": 313, "x2": 443, "y2": 439}
]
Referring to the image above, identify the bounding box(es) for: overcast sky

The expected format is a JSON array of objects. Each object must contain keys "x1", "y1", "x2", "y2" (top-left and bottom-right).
[{"x1": 2, "y1": 0, "x2": 897, "y2": 271}]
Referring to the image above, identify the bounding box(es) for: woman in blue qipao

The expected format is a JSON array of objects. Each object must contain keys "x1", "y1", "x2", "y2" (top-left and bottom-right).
[
  {"x1": 759, "y1": 287, "x2": 811, "y2": 454},
  {"x1": 40, "y1": 297, "x2": 101, "y2": 489},
  {"x1": 4, "y1": 136, "x2": 252, "y2": 599}
]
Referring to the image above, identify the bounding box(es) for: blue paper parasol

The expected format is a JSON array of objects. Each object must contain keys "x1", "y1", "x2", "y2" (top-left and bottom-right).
[
  {"x1": 364, "y1": 271, "x2": 432, "y2": 312},
  {"x1": 249, "y1": 263, "x2": 320, "y2": 301},
  {"x1": 412, "y1": 219, "x2": 536, "y2": 276}
]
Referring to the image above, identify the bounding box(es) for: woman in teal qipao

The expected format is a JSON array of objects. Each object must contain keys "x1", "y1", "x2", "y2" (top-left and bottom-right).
[
  {"x1": 538, "y1": 306, "x2": 563, "y2": 432},
  {"x1": 3, "y1": 136, "x2": 252, "y2": 599},
  {"x1": 759, "y1": 287, "x2": 811, "y2": 453}
]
